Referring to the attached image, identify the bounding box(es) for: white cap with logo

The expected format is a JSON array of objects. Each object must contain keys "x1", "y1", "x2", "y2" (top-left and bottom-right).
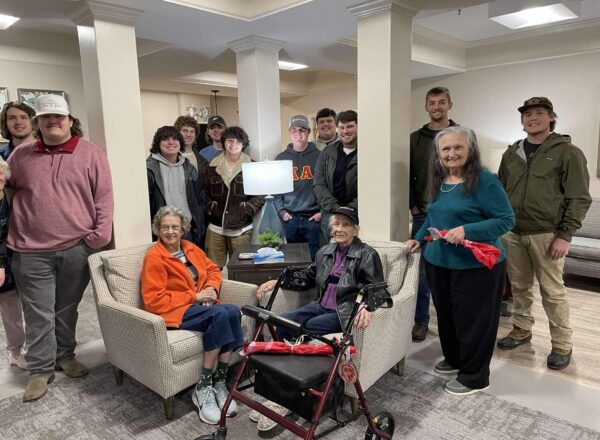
[{"x1": 35, "y1": 94, "x2": 70, "y2": 117}]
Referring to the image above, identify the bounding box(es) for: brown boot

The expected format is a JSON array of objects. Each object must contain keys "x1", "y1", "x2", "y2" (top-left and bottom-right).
[
  {"x1": 23, "y1": 373, "x2": 55, "y2": 402},
  {"x1": 497, "y1": 326, "x2": 532, "y2": 350},
  {"x1": 56, "y1": 358, "x2": 90, "y2": 378},
  {"x1": 412, "y1": 323, "x2": 428, "y2": 342}
]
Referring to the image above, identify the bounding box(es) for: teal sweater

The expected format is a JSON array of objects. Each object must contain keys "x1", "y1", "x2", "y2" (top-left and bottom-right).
[{"x1": 414, "y1": 169, "x2": 515, "y2": 270}]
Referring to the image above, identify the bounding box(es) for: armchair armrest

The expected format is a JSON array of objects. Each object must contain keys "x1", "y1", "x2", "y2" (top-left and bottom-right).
[
  {"x1": 94, "y1": 300, "x2": 177, "y2": 397},
  {"x1": 220, "y1": 279, "x2": 258, "y2": 308}
]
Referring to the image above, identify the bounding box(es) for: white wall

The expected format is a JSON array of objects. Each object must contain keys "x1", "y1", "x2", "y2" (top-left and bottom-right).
[
  {"x1": 411, "y1": 52, "x2": 600, "y2": 197},
  {"x1": 0, "y1": 30, "x2": 88, "y2": 137}
]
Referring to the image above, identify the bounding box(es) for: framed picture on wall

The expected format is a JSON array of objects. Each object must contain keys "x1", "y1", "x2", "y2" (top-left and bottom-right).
[
  {"x1": 0, "y1": 87, "x2": 8, "y2": 109},
  {"x1": 17, "y1": 88, "x2": 66, "y2": 109},
  {"x1": 0, "y1": 88, "x2": 8, "y2": 142}
]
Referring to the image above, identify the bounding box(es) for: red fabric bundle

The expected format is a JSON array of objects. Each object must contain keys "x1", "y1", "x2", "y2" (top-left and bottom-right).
[
  {"x1": 240, "y1": 341, "x2": 357, "y2": 356},
  {"x1": 424, "y1": 228, "x2": 501, "y2": 270}
]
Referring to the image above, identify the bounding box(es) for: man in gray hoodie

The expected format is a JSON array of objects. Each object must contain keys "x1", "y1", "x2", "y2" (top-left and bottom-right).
[{"x1": 274, "y1": 115, "x2": 321, "y2": 259}]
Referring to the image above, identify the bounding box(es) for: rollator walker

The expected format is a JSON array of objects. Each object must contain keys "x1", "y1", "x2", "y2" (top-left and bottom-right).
[{"x1": 196, "y1": 267, "x2": 396, "y2": 440}]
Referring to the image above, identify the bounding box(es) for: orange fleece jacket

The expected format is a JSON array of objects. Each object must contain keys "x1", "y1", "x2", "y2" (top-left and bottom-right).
[{"x1": 141, "y1": 240, "x2": 223, "y2": 328}]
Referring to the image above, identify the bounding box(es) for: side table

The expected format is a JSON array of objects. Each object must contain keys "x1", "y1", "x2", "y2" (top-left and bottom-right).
[{"x1": 226, "y1": 243, "x2": 312, "y2": 285}]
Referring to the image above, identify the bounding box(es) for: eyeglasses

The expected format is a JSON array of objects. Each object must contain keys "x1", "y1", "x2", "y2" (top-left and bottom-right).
[{"x1": 160, "y1": 225, "x2": 182, "y2": 232}]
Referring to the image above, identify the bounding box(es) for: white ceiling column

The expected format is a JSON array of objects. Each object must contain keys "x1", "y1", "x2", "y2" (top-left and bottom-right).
[
  {"x1": 69, "y1": 1, "x2": 151, "y2": 248},
  {"x1": 227, "y1": 36, "x2": 284, "y2": 161},
  {"x1": 349, "y1": 0, "x2": 423, "y2": 242}
]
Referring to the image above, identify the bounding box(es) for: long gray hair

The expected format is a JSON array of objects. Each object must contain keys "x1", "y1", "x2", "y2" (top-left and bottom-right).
[{"x1": 429, "y1": 126, "x2": 482, "y2": 200}]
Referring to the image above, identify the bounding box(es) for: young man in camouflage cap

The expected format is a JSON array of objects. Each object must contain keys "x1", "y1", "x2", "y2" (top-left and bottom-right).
[{"x1": 496, "y1": 97, "x2": 591, "y2": 370}]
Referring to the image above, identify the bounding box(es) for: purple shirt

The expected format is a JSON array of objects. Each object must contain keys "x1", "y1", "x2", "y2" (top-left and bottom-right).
[{"x1": 320, "y1": 245, "x2": 351, "y2": 310}]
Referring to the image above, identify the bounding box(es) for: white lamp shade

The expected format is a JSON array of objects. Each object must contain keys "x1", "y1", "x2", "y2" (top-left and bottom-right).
[{"x1": 242, "y1": 160, "x2": 294, "y2": 195}]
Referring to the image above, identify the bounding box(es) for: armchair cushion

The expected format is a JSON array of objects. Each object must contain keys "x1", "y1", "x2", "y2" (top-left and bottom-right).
[{"x1": 100, "y1": 244, "x2": 151, "y2": 308}]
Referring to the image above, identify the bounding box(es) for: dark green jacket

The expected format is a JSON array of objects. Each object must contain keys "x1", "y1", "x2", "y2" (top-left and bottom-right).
[
  {"x1": 498, "y1": 132, "x2": 591, "y2": 241},
  {"x1": 313, "y1": 140, "x2": 357, "y2": 213},
  {"x1": 409, "y1": 120, "x2": 457, "y2": 212}
]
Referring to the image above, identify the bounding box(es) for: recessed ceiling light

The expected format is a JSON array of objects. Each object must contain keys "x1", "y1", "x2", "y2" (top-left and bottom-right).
[
  {"x1": 489, "y1": 1, "x2": 579, "y2": 29},
  {"x1": 0, "y1": 14, "x2": 19, "y2": 30},
  {"x1": 278, "y1": 60, "x2": 308, "y2": 71}
]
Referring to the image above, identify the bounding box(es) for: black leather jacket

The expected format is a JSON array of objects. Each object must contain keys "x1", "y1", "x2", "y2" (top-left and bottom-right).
[{"x1": 281, "y1": 238, "x2": 384, "y2": 330}]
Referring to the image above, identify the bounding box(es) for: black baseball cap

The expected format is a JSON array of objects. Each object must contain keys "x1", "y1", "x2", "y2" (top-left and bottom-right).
[
  {"x1": 332, "y1": 207, "x2": 359, "y2": 225},
  {"x1": 208, "y1": 115, "x2": 226, "y2": 128}
]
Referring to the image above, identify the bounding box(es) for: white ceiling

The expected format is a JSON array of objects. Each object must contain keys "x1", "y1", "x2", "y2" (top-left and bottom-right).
[{"x1": 1, "y1": 0, "x2": 599, "y2": 94}]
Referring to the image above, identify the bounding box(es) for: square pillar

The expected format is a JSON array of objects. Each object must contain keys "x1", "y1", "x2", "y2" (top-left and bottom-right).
[
  {"x1": 228, "y1": 36, "x2": 284, "y2": 161},
  {"x1": 69, "y1": 1, "x2": 151, "y2": 248},
  {"x1": 349, "y1": 0, "x2": 423, "y2": 241}
]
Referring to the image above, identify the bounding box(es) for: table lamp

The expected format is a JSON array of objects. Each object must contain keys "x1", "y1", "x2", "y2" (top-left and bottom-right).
[{"x1": 242, "y1": 160, "x2": 294, "y2": 245}]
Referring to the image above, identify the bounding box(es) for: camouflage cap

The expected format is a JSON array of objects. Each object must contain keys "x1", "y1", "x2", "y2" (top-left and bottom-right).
[{"x1": 518, "y1": 97, "x2": 554, "y2": 113}]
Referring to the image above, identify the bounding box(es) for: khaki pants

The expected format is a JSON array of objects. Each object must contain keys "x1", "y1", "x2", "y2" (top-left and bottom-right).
[
  {"x1": 502, "y1": 231, "x2": 572, "y2": 351},
  {"x1": 205, "y1": 228, "x2": 252, "y2": 269}
]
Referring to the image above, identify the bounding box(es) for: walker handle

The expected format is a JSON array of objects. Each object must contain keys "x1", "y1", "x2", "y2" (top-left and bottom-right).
[{"x1": 242, "y1": 305, "x2": 303, "y2": 334}]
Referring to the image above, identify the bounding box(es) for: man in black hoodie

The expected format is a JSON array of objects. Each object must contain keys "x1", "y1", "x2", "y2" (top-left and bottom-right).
[
  {"x1": 274, "y1": 115, "x2": 321, "y2": 260},
  {"x1": 409, "y1": 86, "x2": 458, "y2": 342}
]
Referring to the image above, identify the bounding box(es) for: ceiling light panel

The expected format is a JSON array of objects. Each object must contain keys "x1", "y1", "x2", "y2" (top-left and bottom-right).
[
  {"x1": 0, "y1": 14, "x2": 19, "y2": 30},
  {"x1": 489, "y1": 0, "x2": 580, "y2": 29},
  {"x1": 278, "y1": 60, "x2": 308, "y2": 71}
]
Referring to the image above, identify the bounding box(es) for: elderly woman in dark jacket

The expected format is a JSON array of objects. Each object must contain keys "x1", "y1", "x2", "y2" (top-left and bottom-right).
[
  {"x1": 252, "y1": 206, "x2": 385, "y2": 432},
  {"x1": 257, "y1": 206, "x2": 384, "y2": 340},
  {"x1": 203, "y1": 126, "x2": 264, "y2": 269},
  {"x1": 147, "y1": 126, "x2": 205, "y2": 247}
]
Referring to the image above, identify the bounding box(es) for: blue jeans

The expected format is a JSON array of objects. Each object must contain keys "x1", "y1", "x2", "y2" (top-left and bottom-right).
[
  {"x1": 283, "y1": 214, "x2": 321, "y2": 260},
  {"x1": 180, "y1": 303, "x2": 244, "y2": 352},
  {"x1": 276, "y1": 302, "x2": 341, "y2": 341},
  {"x1": 412, "y1": 212, "x2": 431, "y2": 326}
]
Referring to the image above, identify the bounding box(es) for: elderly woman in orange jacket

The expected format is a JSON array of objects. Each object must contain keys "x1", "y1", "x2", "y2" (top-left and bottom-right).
[{"x1": 141, "y1": 206, "x2": 243, "y2": 425}]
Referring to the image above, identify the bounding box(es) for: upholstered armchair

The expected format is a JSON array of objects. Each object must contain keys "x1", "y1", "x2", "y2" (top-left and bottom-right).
[
  {"x1": 259, "y1": 240, "x2": 419, "y2": 409},
  {"x1": 88, "y1": 244, "x2": 257, "y2": 419}
]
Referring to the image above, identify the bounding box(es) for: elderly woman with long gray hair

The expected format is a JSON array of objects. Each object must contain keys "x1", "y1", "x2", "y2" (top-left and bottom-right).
[{"x1": 406, "y1": 126, "x2": 514, "y2": 396}]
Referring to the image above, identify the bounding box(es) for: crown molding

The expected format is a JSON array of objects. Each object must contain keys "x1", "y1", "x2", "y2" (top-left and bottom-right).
[
  {"x1": 413, "y1": 24, "x2": 467, "y2": 48},
  {"x1": 227, "y1": 35, "x2": 285, "y2": 53},
  {"x1": 347, "y1": 0, "x2": 424, "y2": 20},
  {"x1": 68, "y1": 1, "x2": 143, "y2": 27}
]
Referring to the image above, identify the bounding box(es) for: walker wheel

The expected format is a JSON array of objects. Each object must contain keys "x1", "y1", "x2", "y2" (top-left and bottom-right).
[{"x1": 364, "y1": 411, "x2": 395, "y2": 439}]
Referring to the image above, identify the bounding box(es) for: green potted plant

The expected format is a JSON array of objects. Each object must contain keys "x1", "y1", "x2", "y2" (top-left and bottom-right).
[{"x1": 257, "y1": 228, "x2": 282, "y2": 248}]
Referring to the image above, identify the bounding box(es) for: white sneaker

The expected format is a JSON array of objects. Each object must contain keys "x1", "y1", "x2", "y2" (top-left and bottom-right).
[
  {"x1": 213, "y1": 381, "x2": 238, "y2": 417},
  {"x1": 191, "y1": 386, "x2": 221, "y2": 424},
  {"x1": 8, "y1": 351, "x2": 27, "y2": 370},
  {"x1": 257, "y1": 401, "x2": 291, "y2": 432}
]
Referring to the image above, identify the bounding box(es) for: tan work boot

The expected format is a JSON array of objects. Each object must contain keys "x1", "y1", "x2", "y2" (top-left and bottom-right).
[
  {"x1": 23, "y1": 373, "x2": 55, "y2": 402},
  {"x1": 56, "y1": 358, "x2": 90, "y2": 378},
  {"x1": 497, "y1": 326, "x2": 532, "y2": 350}
]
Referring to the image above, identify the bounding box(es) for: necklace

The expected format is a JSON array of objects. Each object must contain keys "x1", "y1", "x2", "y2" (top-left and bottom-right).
[{"x1": 440, "y1": 181, "x2": 461, "y2": 193}]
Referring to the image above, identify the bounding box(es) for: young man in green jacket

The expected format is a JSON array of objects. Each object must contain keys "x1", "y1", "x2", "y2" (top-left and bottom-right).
[{"x1": 496, "y1": 97, "x2": 591, "y2": 370}]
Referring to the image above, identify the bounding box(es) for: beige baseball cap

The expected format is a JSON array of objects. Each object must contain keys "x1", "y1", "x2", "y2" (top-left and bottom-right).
[{"x1": 35, "y1": 94, "x2": 70, "y2": 117}]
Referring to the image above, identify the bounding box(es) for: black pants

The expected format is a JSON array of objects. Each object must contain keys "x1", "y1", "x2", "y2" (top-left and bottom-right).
[{"x1": 425, "y1": 259, "x2": 506, "y2": 389}]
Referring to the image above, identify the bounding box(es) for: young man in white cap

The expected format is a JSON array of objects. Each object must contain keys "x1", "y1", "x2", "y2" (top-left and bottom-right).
[
  {"x1": 7, "y1": 94, "x2": 114, "y2": 401},
  {"x1": 274, "y1": 115, "x2": 321, "y2": 260}
]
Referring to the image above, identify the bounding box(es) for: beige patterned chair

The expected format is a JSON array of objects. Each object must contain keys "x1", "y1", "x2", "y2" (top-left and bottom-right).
[
  {"x1": 259, "y1": 240, "x2": 419, "y2": 408},
  {"x1": 88, "y1": 244, "x2": 257, "y2": 419}
]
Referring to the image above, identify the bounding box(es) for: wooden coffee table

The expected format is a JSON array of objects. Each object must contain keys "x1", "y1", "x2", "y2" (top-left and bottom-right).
[{"x1": 226, "y1": 243, "x2": 312, "y2": 285}]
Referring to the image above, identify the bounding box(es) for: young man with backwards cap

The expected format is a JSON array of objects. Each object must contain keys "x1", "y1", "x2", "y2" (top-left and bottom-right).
[
  {"x1": 496, "y1": 97, "x2": 591, "y2": 370},
  {"x1": 274, "y1": 115, "x2": 322, "y2": 260},
  {"x1": 7, "y1": 94, "x2": 114, "y2": 401},
  {"x1": 199, "y1": 115, "x2": 226, "y2": 163}
]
